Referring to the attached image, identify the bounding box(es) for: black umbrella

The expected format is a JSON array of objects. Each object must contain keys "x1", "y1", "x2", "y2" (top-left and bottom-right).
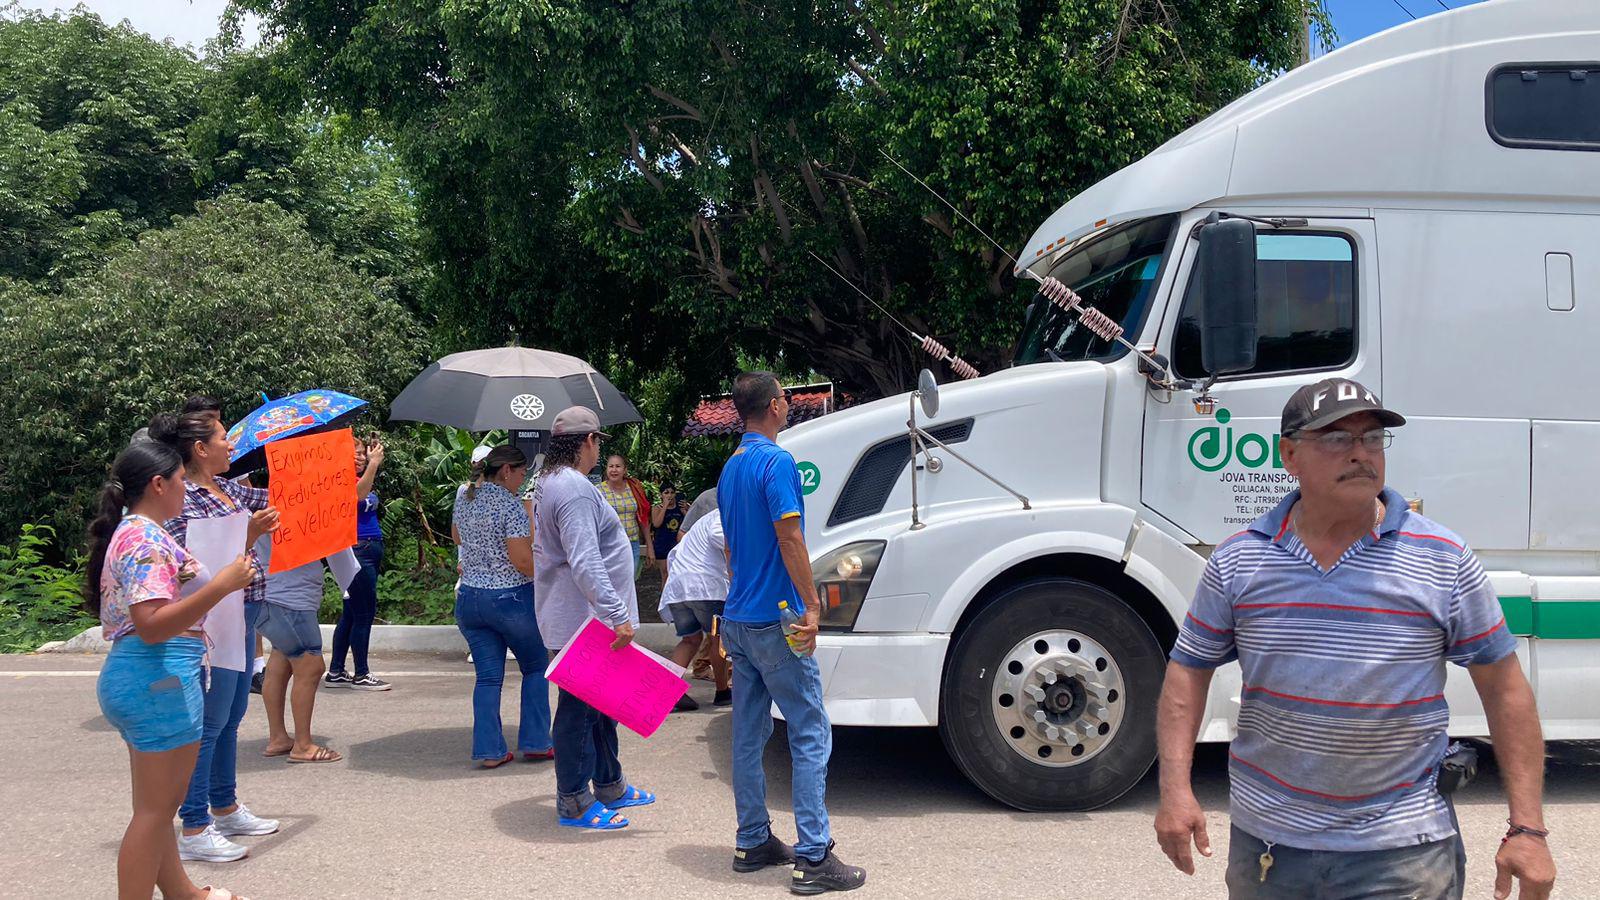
[{"x1": 388, "y1": 347, "x2": 642, "y2": 432}]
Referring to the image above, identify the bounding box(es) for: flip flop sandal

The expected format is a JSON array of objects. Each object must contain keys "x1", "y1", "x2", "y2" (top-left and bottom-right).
[
  {"x1": 479, "y1": 752, "x2": 514, "y2": 769},
  {"x1": 287, "y1": 746, "x2": 342, "y2": 764},
  {"x1": 202, "y1": 888, "x2": 250, "y2": 900},
  {"x1": 558, "y1": 801, "x2": 629, "y2": 831},
  {"x1": 522, "y1": 749, "x2": 555, "y2": 761},
  {"x1": 606, "y1": 785, "x2": 656, "y2": 808}
]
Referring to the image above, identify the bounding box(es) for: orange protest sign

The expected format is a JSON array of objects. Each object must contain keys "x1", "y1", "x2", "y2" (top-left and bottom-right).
[{"x1": 266, "y1": 428, "x2": 358, "y2": 574}]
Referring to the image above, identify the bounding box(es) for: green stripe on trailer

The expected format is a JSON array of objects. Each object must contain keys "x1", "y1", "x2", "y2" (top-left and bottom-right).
[
  {"x1": 1499, "y1": 596, "x2": 1534, "y2": 636},
  {"x1": 1496, "y1": 596, "x2": 1600, "y2": 640},
  {"x1": 1532, "y1": 601, "x2": 1600, "y2": 640}
]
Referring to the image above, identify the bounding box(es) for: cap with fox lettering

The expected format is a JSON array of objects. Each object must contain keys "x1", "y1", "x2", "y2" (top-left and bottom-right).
[{"x1": 1281, "y1": 377, "x2": 1406, "y2": 435}]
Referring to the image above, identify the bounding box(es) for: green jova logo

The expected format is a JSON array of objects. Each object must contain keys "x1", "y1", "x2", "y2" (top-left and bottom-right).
[
  {"x1": 1186, "y1": 408, "x2": 1285, "y2": 473},
  {"x1": 797, "y1": 461, "x2": 821, "y2": 495}
]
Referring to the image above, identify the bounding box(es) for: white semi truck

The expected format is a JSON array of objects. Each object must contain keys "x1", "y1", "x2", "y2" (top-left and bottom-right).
[{"x1": 779, "y1": 0, "x2": 1600, "y2": 810}]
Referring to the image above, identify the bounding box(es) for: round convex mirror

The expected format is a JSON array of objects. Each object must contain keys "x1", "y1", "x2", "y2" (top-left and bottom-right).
[{"x1": 917, "y1": 368, "x2": 940, "y2": 418}]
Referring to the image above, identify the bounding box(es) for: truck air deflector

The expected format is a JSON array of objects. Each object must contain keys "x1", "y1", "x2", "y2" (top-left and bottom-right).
[{"x1": 827, "y1": 419, "x2": 974, "y2": 527}]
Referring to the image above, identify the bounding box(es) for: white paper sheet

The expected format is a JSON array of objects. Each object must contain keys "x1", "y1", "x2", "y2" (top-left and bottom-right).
[
  {"x1": 327, "y1": 547, "x2": 361, "y2": 593},
  {"x1": 187, "y1": 513, "x2": 251, "y2": 672}
]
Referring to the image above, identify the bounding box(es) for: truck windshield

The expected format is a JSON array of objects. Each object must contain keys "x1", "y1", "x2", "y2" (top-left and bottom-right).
[{"x1": 1014, "y1": 215, "x2": 1176, "y2": 365}]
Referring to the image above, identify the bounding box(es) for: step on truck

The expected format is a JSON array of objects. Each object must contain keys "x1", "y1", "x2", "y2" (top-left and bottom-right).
[{"x1": 778, "y1": 0, "x2": 1600, "y2": 810}]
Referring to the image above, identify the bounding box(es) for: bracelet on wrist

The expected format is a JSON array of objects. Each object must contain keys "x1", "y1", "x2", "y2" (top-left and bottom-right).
[{"x1": 1501, "y1": 820, "x2": 1550, "y2": 845}]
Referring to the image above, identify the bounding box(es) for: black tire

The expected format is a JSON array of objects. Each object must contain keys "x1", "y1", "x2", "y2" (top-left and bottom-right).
[{"x1": 938, "y1": 577, "x2": 1164, "y2": 811}]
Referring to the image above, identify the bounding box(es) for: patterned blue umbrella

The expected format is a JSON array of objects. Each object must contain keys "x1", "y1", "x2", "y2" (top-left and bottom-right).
[{"x1": 226, "y1": 389, "x2": 368, "y2": 473}]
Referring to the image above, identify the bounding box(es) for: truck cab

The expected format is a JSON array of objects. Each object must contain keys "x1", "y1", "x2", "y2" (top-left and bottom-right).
[{"x1": 777, "y1": 0, "x2": 1600, "y2": 810}]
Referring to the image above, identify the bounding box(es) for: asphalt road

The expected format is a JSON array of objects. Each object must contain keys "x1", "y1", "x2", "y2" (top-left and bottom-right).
[{"x1": 2, "y1": 648, "x2": 1596, "y2": 899}]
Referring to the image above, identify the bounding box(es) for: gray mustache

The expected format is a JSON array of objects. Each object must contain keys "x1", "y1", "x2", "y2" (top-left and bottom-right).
[{"x1": 1339, "y1": 467, "x2": 1379, "y2": 481}]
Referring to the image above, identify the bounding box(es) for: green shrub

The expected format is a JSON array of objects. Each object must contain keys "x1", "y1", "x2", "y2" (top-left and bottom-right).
[{"x1": 0, "y1": 524, "x2": 94, "y2": 652}]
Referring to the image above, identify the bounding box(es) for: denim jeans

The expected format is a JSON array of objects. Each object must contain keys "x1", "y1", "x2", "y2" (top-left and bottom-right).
[
  {"x1": 550, "y1": 686, "x2": 626, "y2": 818},
  {"x1": 180, "y1": 601, "x2": 258, "y2": 829},
  {"x1": 1225, "y1": 824, "x2": 1464, "y2": 899},
  {"x1": 720, "y1": 619, "x2": 832, "y2": 861},
  {"x1": 454, "y1": 583, "x2": 551, "y2": 759},
  {"x1": 332, "y1": 538, "x2": 382, "y2": 676}
]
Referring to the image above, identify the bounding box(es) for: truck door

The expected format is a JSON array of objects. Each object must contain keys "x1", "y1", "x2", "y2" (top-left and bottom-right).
[{"x1": 1141, "y1": 218, "x2": 1379, "y2": 542}]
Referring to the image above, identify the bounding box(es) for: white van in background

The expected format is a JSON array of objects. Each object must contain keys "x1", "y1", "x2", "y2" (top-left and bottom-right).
[{"x1": 777, "y1": 0, "x2": 1600, "y2": 810}]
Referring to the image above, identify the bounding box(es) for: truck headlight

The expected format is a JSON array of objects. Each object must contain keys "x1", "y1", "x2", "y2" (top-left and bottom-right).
[{"x1": 811, "y1": 541, "x2": 886, "y2": 631}]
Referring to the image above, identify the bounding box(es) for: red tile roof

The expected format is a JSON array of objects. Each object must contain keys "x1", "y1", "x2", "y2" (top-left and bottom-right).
[{"x1": 682, "y1": 383, "x2": 855, "y2": 437}]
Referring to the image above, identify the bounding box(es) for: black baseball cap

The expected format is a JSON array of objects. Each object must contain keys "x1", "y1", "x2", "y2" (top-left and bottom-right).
[{"x1": 1281, "y1": 378, "x2": 1406, "y2": 435}]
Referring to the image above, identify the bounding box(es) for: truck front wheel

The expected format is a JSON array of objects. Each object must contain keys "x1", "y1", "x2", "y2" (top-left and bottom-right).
[{"x1": 938, "y1": 577, "x2": 1165, "y2": 811}]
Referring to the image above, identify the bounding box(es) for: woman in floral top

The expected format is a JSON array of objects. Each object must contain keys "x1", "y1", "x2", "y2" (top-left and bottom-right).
[
  {"x1": 452, "y1": 445, "x2": 552, "y2": 767},
  {"x1": 90, "y1": 435, "x2": 256, "y2": 900},
  {"x1": 150, "y1": 412, "x2": 283, "y2": 860}
]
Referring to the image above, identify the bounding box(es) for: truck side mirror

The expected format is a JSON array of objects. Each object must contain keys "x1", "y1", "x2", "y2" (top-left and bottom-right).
[{"x1": 1196, "y1": 217, "x2": 1258, "y2": 377}]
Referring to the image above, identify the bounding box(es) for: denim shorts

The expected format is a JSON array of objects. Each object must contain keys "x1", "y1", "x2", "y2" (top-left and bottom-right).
[
  {"x1": 256, "y1": 604, "x2": 323, "y2": 659},
  {"x1": 97, "y1": 635, "x2": 206, "y2": 753},
  {"x1": 667, "y1": 600, "x2": 723, "y2": 637}
]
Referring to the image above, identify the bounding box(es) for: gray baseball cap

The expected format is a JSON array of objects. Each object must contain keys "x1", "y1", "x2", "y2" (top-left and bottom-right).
[
  {"x1": 1281, "y1": 377, "x2": 1406, "y2": 434},
  {"x1": 550, "y1": 405, "x2": 611, "y2": 438}
]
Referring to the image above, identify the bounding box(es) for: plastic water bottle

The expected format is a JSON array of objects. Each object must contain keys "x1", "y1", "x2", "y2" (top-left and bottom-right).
[{"x1": 777, "y1": 600, "x2": 812, "y2": 659}]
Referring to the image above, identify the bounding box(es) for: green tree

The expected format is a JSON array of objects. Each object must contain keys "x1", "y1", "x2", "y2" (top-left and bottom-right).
[
  {"x1": 0, "y1": 7, "x2": 207, "y2": 283},
  {"x1": 188, "y1": 44, "x2": 430, "y2": 312},
  {"x1": 243, "y1": 0, "x2": 1328, "y2": 397},
  {"x1": 0, "y1": 196, "x2": 427, "y2": 542}
]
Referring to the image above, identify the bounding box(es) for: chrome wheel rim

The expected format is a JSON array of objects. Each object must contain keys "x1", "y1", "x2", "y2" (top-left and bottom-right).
[{"x1": 990, "y1": 629, "x2": 1126, "y2": 767}]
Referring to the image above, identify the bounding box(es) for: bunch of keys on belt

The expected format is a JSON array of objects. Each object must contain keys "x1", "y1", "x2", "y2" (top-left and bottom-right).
[{"x1": 1258, "y1": 841, "x2": 1276, "y2": 883}]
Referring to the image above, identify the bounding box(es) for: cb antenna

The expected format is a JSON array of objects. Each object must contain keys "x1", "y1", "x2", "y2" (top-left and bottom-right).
[
  {"x1": 878, "y1": 149, "x2": 1181, "y2": 387},
  {"x1": 806, "y1": 250, "x2": 979, "y2": 380}
]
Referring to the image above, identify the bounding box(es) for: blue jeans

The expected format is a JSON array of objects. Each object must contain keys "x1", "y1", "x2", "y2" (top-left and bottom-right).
[
  {"x1": 180, "y1": 601, "x2": 258, "y2": 829},
  {"x1": 455, "y1": 583, "x2": 551, "y2": 759},
  {"x1": 720, "y1": 619, "x2": 832, "y2": 860},
  {"x1": 332, "y1": 538, "x2": 382, "y2": 676},
  {"x1": 550, "y1": 687, "x2": 626, "y2": 818}
]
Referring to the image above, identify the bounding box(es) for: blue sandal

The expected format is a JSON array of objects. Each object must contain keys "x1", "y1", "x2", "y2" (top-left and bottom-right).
[
  {"x1": 607, "y1": 785, "x2": 656, "y2": 808},
  {"x1": 558, "y1": 801, "x2": 629, "y2": 831}
]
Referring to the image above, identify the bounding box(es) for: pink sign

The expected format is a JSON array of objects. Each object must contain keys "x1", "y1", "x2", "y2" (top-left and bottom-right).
[{"x1": 544, "y1": 617, "x2": 688, "y2": 738}]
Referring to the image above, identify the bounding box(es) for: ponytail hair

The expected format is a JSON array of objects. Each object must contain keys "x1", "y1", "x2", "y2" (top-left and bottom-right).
[
  {"x1": 84, "y1": 441, "x2": 183, "y2": 614},
  {"x1": 465, "y1": 458, "x2": 486, "y2": 503},
  {"x1": 146, "y1": 411, "x2": 217, "y2": 467}
]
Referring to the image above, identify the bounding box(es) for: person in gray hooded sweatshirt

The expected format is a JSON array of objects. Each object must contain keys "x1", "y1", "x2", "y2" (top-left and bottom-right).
[{"x1": 533, "y1": 405, "x2": 655, "y2": 830}]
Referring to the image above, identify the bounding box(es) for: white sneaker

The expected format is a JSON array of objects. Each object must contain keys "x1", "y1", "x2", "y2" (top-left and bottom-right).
[
  {"x1": 178, "y1": 825, "x2": 248, "y2": 862},
  {"x1": 211, "y1": 803, "x2": 279, "y2": 836}
]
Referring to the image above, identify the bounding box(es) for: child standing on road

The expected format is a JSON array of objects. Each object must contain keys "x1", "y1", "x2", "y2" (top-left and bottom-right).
[{"x1": 90, "y1": 440, "x2": 258, "y2": 900}]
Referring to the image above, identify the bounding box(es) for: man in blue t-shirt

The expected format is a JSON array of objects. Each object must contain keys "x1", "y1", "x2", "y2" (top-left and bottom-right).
[{"x1": 717, "y1": 371, "x2": 865, "y2": 894}]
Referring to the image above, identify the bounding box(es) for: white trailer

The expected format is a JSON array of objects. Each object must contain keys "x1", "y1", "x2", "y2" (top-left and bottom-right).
[{"x1": 779, "y1": 0, "x2": 1600, "y2": 810}]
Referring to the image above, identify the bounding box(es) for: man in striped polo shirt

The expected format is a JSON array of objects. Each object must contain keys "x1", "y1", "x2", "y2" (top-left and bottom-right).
[{"x1": 1154, "y1": 378, "x2": 1554, "y2": 899}]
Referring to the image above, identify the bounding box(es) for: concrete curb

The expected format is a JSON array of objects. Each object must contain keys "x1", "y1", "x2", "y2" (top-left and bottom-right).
[{"x1": 42, "y1": 622, "x2": 682, "y2": 655}]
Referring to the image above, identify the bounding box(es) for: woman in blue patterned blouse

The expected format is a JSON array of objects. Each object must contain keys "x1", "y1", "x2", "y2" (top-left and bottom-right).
[{"x1": 452, "y1": 445, "x2": 553, "y2": 767}]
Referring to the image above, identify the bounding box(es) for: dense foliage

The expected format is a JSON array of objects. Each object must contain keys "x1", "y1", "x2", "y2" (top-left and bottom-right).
[
  {"x1": 0, "y1": 525, "x2": 94, "y2": 652},
  {"x1": 0, "y1": 197, "x2": 426, "y2": 540},
  {"x1": 242, "y1": 0, "x2": 1330, "y2": 395},
  {"x1": 0, "y1": 10, "x2": 207, "y2": 284},
  {"x1": 0, "y1": 3, "x2": 1333, "y2": 642}
]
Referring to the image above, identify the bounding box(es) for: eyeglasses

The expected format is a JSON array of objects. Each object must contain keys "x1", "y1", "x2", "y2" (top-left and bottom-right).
[{"x1": 1292, "y1": 429, "x2": 1393, "y2": 453}]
